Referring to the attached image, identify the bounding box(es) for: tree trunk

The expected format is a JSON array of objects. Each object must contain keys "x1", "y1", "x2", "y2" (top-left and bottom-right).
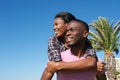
[{"x1": 104, "y1": 53, "x2": 116, "y2": 80}]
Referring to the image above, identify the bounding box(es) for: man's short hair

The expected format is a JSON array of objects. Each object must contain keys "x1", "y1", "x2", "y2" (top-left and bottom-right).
[{"x1": 72, "y1": 19, "x2": 89, "y2": 31}]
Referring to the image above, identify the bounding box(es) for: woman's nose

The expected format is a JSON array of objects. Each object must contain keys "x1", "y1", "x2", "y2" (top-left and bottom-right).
[{"x1": 53, "y1": 25, "x2": 57, "y2": 30}]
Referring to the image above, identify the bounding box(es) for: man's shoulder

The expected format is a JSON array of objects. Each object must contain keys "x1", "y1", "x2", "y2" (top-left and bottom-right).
[{"x1": 61, "y1": 49, "x2": 70, "y2": 54}]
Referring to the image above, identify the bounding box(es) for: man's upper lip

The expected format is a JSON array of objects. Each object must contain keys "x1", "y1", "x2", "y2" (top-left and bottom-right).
[
  {"x1": 66, "y1": 36, "x2": 73, "y2": 41},
  {"x1": 67, "y1": 35, "x2": 73, "y2": 38}
]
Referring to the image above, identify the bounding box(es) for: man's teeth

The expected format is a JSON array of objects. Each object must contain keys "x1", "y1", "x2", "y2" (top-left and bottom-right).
[{"x1": 67, "y1": 37, "x2": 73, "y2": 41}]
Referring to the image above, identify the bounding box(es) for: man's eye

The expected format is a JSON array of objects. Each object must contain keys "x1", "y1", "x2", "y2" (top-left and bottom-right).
[
  {"x1": 65, "y1": 29, "x2": 68, "y2": 32},
  {"x1": 71, "y1": 28, "x2": 76, "y2": 31}
]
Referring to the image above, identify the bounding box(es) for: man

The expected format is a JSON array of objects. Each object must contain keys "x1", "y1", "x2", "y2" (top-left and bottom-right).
[
  {"x1": 46, "y1": 19, "x2": 106, "y2": 80},
  {"x1": 41, "y1": 12, "x2": 105, "y2": 80}
]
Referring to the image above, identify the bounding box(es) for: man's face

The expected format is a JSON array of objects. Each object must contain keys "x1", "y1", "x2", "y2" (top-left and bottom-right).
[
  {"x1": 65, "y1": 21, "x2": 88, "y2": 46},
  {"x1": 53, "y1": 17, "x2": 67, "y2": 38}
]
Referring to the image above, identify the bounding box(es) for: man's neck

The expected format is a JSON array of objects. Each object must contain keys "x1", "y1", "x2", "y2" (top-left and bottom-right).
[{"x1": 70, "y1": 42, "x2": 86, "y2": 58}]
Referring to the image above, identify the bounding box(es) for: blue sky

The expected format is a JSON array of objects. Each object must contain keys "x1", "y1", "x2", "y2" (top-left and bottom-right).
[{"x1": 0, "y1": 0, "x2": 120, "y2": 80}]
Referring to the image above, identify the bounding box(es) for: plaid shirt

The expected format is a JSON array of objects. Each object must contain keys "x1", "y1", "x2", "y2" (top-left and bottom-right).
[
  {"x1": 48, "y1": 36, "x2": 67, "y2": 61},
  {"x1": 48, "y1": 36, "x2": 97, "y2": 62}
]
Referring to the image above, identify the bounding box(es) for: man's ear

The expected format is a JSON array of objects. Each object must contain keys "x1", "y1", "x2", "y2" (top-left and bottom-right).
[
  {"x1": 83, "y1": 31, "x2": 89, "y2": 37},
  {"x1": 65, "y1": 23, "x2": 68, "y2": 27}
]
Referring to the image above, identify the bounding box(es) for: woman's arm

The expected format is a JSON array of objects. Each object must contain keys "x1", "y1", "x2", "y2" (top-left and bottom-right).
[
  {"x1": 46, "y1": 56, "x2": 97, "y2": 73},
  {"x1": 40, "y1": 36, "x2": 63, "y2": 80},
  {"x1": 46, "y1": 56, "x2": 105, "y2": 73},
  {"x1": 40, "y1": 68, "x2": 54, "y2": 80}
]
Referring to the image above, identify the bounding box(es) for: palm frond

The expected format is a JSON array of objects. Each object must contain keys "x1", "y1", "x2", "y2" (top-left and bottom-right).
[{"x1": 89, "y1": 17, "x2": 120, "y2": 55}]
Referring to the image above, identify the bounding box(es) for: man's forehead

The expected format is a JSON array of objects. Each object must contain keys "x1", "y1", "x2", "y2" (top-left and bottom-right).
[{"x1": 67, "y1": 21, "x2": 86, "y2": 32}]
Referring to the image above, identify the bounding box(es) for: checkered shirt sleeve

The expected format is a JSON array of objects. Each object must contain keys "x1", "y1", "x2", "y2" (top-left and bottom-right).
[
  {"x1": 47, "y1": 36, "x2": 65, "y2": 62},
  {"x1": 84, "y1": 49, "x2": 97, "y2": 58}
]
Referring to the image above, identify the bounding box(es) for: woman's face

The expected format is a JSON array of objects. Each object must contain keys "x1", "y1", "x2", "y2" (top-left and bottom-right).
[{"x1": 53, "y1": 17, "x2": 67, "y2": 38}]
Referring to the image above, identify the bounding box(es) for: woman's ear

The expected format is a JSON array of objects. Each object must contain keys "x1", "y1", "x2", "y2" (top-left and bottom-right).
[{"x1": 83, "y1": 31, "x2": 89, "y2": 37}]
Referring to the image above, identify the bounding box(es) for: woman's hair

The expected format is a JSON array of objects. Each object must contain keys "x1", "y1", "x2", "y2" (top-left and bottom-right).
[{"x1": 54, "y1": 12, "x2": 76, "y2": 23}]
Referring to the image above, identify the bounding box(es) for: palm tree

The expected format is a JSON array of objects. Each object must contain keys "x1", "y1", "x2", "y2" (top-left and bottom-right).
[{"x1": 89, "y1": 17, "x2": 120, "y2": 80}]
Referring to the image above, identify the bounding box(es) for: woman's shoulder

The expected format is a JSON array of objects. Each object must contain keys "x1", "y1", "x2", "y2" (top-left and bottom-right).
[
  {"x1": 48, "y1": 35, "x2": 60, "y2": 46},
  {"x1": 48, "y1": 35, "x2": 57, "y2": 41}
]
